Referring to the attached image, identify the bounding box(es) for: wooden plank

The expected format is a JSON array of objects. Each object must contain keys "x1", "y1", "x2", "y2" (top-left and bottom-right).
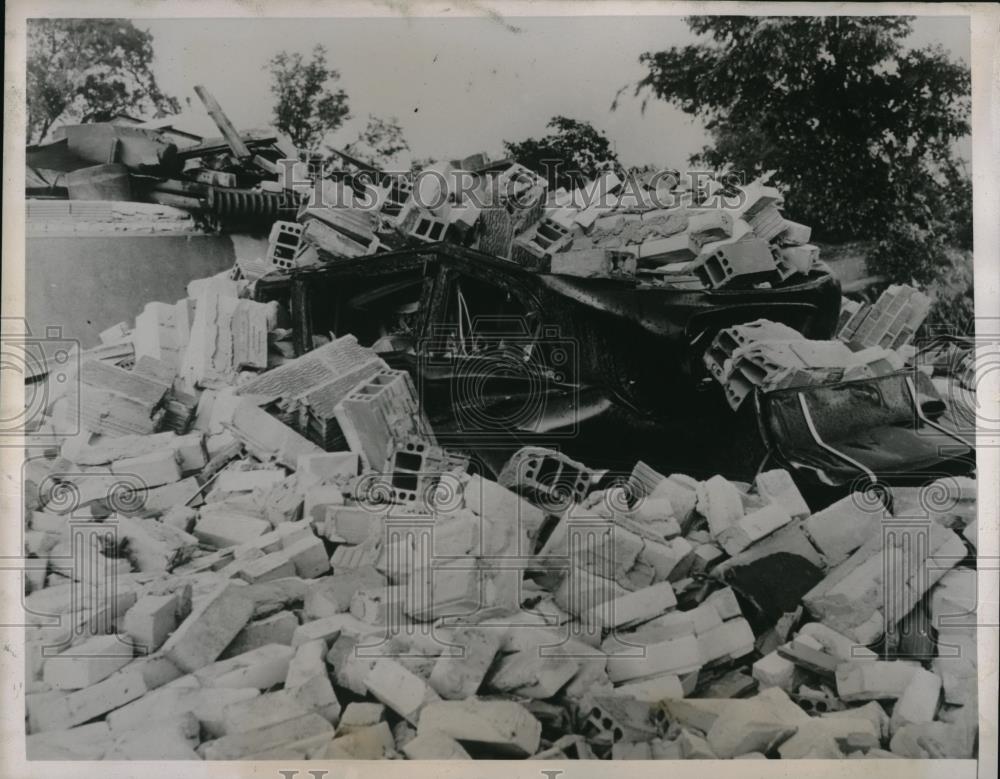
[{"x1": 194, "y1": 85, "x2": 251, "y2": 160}]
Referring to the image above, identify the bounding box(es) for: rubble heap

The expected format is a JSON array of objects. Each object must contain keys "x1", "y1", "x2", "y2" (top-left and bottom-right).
[
  {"x1": 701, "y1": 284, "x2": 930, "y2": 410},
  {"x1": 253, "y1": 163, "x2": 823, "y2": 294},
  {"x1": 22, "y1": 267, "x2": 978, "y2": 760}
]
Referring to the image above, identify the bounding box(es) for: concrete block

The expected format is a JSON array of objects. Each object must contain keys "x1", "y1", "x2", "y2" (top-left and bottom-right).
[
  {"x1": 752, "y1": 650, "x2": 796, "y2": 692},
  {"x1": 778, "y1": 715, "x2": 880, "y2": 759},
  {"x1": 111, "y1": 449, "x2": 182, "y2": 488},
  {"x1": 487, "y1": 649, "x2": 579, "y2": 699},
  {"x1": 42, "y1": 634, "x2": 134, "y2": 690},
  {"x1": 292, "y1": 612, "x2": 380, "y2": 647},
  {"x1": 797, "y1": 622, "x2": 878, "y2": 662},
  {"x1": 104, "y1": 711, "x2": 201, "y2": 759},
  {"x1": 754, "y1": 469, "x2": 810, "y2": 519},
  {"x1": 802, "y1": 494, "x2": 883, "y2": 566},
  {"x1": 704, "y1": 586, "x2": 742, "y2": 620},
  {"x1": 221, "y1": 676, "x2": 340, "y2": 733},
  {"x1": 334, "y1": 369, "x2": 434, "y2": 469},
  {"x1": 403, "y1": 731, "x2": 471, "y2": 759},
  {"x1": 195, "y1": 643, "x2": 294, "y2": 689},
  {"x1": 586, "y1": 580, "x2": 677, "y2": 630},
  {"x1": 803, "y1": 521, "x2": 967, "y2": 643},
  {"x1": 26, "y1": 721, "x2": 114, "y2": 759},
  {"x1": 237, "y1": 551, "x2": 297, "y2": 583},
  {"x1": 323, "y1": 721, "x2": 396, "y2": 759},
  {"x1": 338, "y1": 702, "x2": 386, "y2": 735},
  {"x1": 282, "y1": 535, "x2": 331, "y2": 578},
  {"x1": 836, "y1": 660, "x2": 921, "y2": 702},
  {"x1": 161, "y1": 582, "x2": 253, "y2": 673},
  {"x1": 194, "y1": 507, "x2": 270, "y2": 548},
  {"x1": 890, "y1": 668, "x2": 941, "y2": 733},
  {"x1": 297, "y1": 451, "x2": 360, "y2": 486},
  {"x1": 698, "y1": 618, "x2": 755, "y2": 665},
  {"x1": 698, "y1": 475, "x2": 744, "y2": 537},
  {"x1": 428, "y1": 628, "x2": 503, "y2": 699},
  {"x1": 30, "y1": 667, "x2": 149, "y2": 732},
  {"x1": 285, "y1": 638, "x2": 327, "y2": 688},
  {"x1": 823, "y1": 700, "x2": 891, "y2": 741},
  {"x1": 677, "y1": 729, "x2": 717, "y2": 758},
  {"x1": 305, "y1": 566, "x2": 386, "y2": 618},
  {"x1": 613, "y1": 673, "x2": 684, "y2": 702},
  {"x1": 223, "y1": 611, "x2": 298, "y2": 656},
  {"x1": 606, "y1": 634, "x2": 702, "y2": 683},
  {"x1": 718, "y1": 503, "x2": 793, "y2": 556},
  {"x1": 123, "y1": 592, "x2": 183, "y2": 653},
  {"x1": 306, "y1": 486, "x2": 346, "y2": 525},
  {"x1": 417, "y1": 699, "x2": 541, "y2": 757},
  {"x1": 705, "y1": 688, "x2": 807, "y2": 758},
  {"x1": 365, "y1": 658, "x2": 441, "y2": 724},
  {"x1": 199, "y1": 712, "x2": 334, "y2": 759}
]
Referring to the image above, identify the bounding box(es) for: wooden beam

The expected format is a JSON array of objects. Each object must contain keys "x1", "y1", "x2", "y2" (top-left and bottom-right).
[{"x1": 194, "y1": 85, "x2": 251, "y2": 160}]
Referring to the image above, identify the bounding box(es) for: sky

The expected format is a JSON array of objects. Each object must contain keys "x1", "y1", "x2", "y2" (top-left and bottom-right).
[{"x1": 140, "y1": 15, "x2": 971, "y2": 170}]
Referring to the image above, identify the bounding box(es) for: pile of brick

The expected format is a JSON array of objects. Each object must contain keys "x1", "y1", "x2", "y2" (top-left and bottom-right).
[
  {"x1": 702, "y1": 284, "x2": 931, "y2": 409},
  {"x1": 251, "y1": 159, "x2": 818, "y2": 290},
  {"x1": 22, "y1": 272, "x2": 977, "y2": 760}
]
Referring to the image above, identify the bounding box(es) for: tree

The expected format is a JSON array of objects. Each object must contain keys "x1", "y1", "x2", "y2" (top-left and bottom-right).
[
  {"x1": 628, "y1": 16, "x2": 971, "y2": 284},
  {"x1": 503, "y1": 116, "x2": 619, "y2": 190},
  {"x1": 342, "y1": 114, "x2": 409, "y2": 168},
  {"x1": 266, "y1": 45, "x2": 349, "y2": 152},
  {"x1": 27, "y1": 20, "x2": 179, "y2": 144}
]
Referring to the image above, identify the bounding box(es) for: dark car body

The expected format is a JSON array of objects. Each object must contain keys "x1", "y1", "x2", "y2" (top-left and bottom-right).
[
  {"x1": 255, "y1": 243, "x2": 828, "y2": 477},
  {"x1": 253, "y1": 242, "x2": 972, "y2": 491}
]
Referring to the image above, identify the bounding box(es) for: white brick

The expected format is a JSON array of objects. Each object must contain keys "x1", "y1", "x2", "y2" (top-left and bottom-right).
[
  {"x1": 224, "y1": 611, "x2": 298, "y2": 656},
  {"x1": 123, "y1": 593, "x2": 182, "y2": 653},
  {"x1": 890, "y1": 668, "x2": 942, "y2": 733},
  {"x1": 195, "y1": 644, "x2": 294, "y2": 689},
  {"x1": 698, "y1": 618, "x2": 755, "y2": 664},
  {"x1": 111, "y1": 449, "x2": 182, "y2": 488},
  {"x1": 428, "y1": 628, "x2": 503, "y2": 700},
  {"x1": 586, "y1": 580, "x2": 677, "y2": 630},
  {"x1": 42, "y1": 634, "x2": 134, "y2": 690},
  {"x1": 752, "y1": 650, "x2": 796, "y2": 691},
  {"x1": 836, "y1": 660, "x2": 922, "y2": 702},
  {"x1": 285, "y1": 638, "x2": 327, "y2": 688},
  {"x1": 487, "y1": 649, "x2": 579, "y2": 699},
  {"x1": 403, "y1": 732, "x2": 471, "y2": 759},
  {"x1": 281, "y1": 535, "x2": 331, "y2": 578},
  {"x1": 754, "y1": 469, "x2": 810, "y2": 519},
  {"x1": 31, "y1": 667, "x2": 149, "y2": 732},
  {"x1": 323, "y1": 721, "x2": 395, "y2": 759},
  {"x1": 613, "y1": 673, "x2": 684, "y2": 702},
  {"x1": 607, "y1": 634, "x2": 702, "y2": 683},
  {"x1": 365, "y1": 658, "x2": 441, "y2": 724},
  {"x1": 417, "y1": 699, "x2": 541, "y2": 757},
  {"x1": 161, "y1": 583, "x2": 253, "y2": 673},
  {"x1": 194, "y1": 509, "x2": 270, "y2": 548},
  {"x1": 199, "y1": 712, "x2": 334, "y2": 759}
]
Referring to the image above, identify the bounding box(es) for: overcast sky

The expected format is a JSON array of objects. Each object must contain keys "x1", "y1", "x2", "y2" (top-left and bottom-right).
[{"x1": 141, "y1": 15, "x2": 971, "y2": 169}]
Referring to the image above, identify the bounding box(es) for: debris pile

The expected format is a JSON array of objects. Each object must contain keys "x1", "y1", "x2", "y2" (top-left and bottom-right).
[
  {"x1": 27, "y1": 86, "x2": 302, "y2": 231},
  {"x1": 250, "y1": 162, "x2": 824, "y2": 292},
  {"x1": 22, "y1": 270, "x2": 978, "y2": 760},
  {"x1": 700, "y1": 280, "x2": 931, "y2": 410}
]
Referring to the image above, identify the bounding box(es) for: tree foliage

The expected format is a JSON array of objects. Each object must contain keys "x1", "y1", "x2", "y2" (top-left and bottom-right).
[
  {"x1": 503, "y1": 116, "x2": 618, "y2": 189},
  {"x1": 343, "y1": 114, "x2": 409, "y2": 168},
  {"x1": 27, "y1": 19, "x2": 179, "y2": 144},
  {"x1": 266, "y1": 45, "x2": 350, "y2": 152},
  {"x1": 631, "y1": 16, "x2": 971, "y2": 285}
]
